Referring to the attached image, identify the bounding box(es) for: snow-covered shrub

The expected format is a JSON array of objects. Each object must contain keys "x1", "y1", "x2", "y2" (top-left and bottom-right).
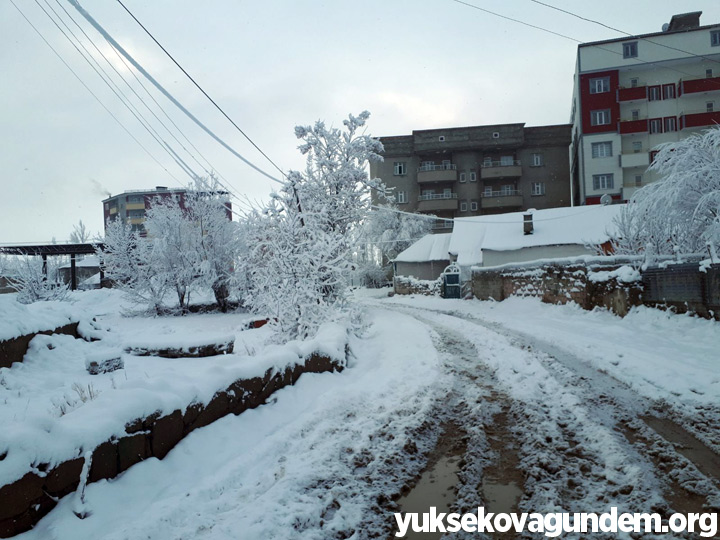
[
  {"x1": 611, "y1": 127, "x2": 720, "y2": 262},
  {"x1": 243, "y1": 111, "x2": 384, "y2": 341},
  {"x1": 7, "y1": 256, "x2": 69, "y2": 304}
]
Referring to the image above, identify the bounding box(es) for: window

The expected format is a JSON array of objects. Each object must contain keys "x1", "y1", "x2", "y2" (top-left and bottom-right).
[
  {"x1": 664, "y1": 117, "x2": 677, "y2": 133},
  {"x1": 421, "y1": 160, "x2": 435, "y2": 170},
  {"x1": 483, "y1": 157, "x2": 493, "y2": 167},
  {"x1": 443, "y1": 188, "x2": 452, "y2": 198},
  {"x1": 460, "y1": 201, "x2": 468, "y2": 212},
  {"x1": 442, "y1": 160, "x2": 452, "y2": 170},
  {"x1": 393, "y1": 162, "x2": 406, "y2": 175},
  {"x1": 593, "y1": 174, "x2": 614, "y2": 190},
  {"x1": 712, "y1": 30, "x2": 720, "y2": 47},
  {"x1": 501, "y1": 185, "x2": 514, "y2": 195},
  {"x1": 484, "y1": 186, "x2": 493, "y2": 196},
  {"x1": 631, "y1": 109, "x2": 640, "y2": 121},
  {"x1": 469, "y1": 171, "x2": 477, "y2": 182},
  {"x1": 708, "y1": 101, "x2": 715, "y2": 113},
  {"x1": 650, "y1": 150, "x2": 659, "y2": 163},
  {"x1": 632, "y1": 141, "x2": 642, "y2": 153},
  {"x1": 623, "y1": 41, "x2": 638, "y2": 59},
  {"x1": 630, "y1": 78, "x2": 639, "y2": 88},
  {"x1": 662, "y1": 84, "x2": 676, "y2": 100},
  {"x1": 635, "y1": 174, "x2": 643, "y2": 186},
  {"x1": 531, "y1": 182, "x2": 546, "y2": 196},
  {"x1": 396, "y1": 190, "x2": 407, "y2": 204},
  {"x1": 591, "y1": 141, "x2": 613, "y2": 158},
  {"x1": 589, "y1": 77, "x2": 610, "y2": 94},
  {"x1": 648, "y1": 85, "x2": 661, "y2": 101},
  {"x1": 470, "y1": 201, "x2": 478, "y2": 211},
  {"x1": 459, "y1": 172, "x2": 467, "y2": 183},
  {"x1": 649, "y1": 118, "x2": 662, "y2": 134},
  {"x1": 531, "y1": 153, "x2": 544, "y2": 166},
  {"x1": 707, "y1": 69, "x2": 714, "y2": 78},
  {"x1": 590, "y1": 109, "x2": 611, "y2": 126},
  {"x1": 500, "y1": 155, "x2": 514, "y2": 166}
]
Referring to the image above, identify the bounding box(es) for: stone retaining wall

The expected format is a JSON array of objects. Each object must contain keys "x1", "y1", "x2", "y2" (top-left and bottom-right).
[
  {"x1": 0, "y1": 352, "x2": 344, "y2": 538},
  {"x1": 393, "y1": 276, "x2": 440, "y2": 296},
  {"x1": 0, "y1": 323, "x2": 80, "y2": 369}
]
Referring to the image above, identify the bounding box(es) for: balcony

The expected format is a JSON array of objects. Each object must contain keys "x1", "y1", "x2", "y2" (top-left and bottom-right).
[
  {"x1": 620, "y1": 152, "x2": 650, "y2": 168},
  {"x1": 679, "y1": 110, "x2": 720, "y2": 129},
  {"x1": 617, "y1": 86, "x2": 647, "y2": 102},
  {"x1": 480, "y1": 160, "x2": 522, "y2": 180},
  {"x1": 679, "y1": 76, "x2": 720, "y2": 96},
  {"x1": 480, "y1": 190, "x2": 523, "y2": 210},
  {"x1": 417, "y1": 192, "x2": 458, "y2": 212},
  {"x1": 417, "y1": 163, "x2": 457, "y2": 184},
  {"x1": 126, "y1": 202, "x2": 145, "y2": 211},
  {"x1": 619, "y1": 119, "x2": 648, "y2": 134},
  {"x1": 431, "y1": 219, "x2": 454, "y2": 231}
]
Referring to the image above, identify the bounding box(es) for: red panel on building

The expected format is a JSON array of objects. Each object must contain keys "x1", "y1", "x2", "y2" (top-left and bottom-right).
[
  {"x1": 580, "y1": 70, "x2": 619, "y2": 134},
  {"x1": 619, "y1": 119, "x2": 648, "y2": 134},
  {"x1": 681, "y1": 111, "x2": 720, "y2": 128},
  {"x1": 680, "y1": 77, "x2": 720, "y2": 95},
  {"x1": 585, "y1": 194, "x2": 623, "y2": 205},
  {"x1": 617, "y1": 86, "x2": 647, "y2": 102}
]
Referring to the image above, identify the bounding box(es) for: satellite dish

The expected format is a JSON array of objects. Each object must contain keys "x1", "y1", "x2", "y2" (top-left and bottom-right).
[
  {"x1": 662, "y1": 23, "x2": 669, "y2": 32},
  {"x1": 600, "y1": 194, "x2": 612, "y2": 206}
]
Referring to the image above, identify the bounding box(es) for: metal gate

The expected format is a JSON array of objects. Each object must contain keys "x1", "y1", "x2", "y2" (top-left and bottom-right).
[{"x1": 442, "y1": 263, "x2": 462, "y2": 299}]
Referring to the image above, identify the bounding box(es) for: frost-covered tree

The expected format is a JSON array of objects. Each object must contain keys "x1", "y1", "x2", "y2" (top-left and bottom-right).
[
  {"x1": 69, "y1": 220, "x2": 91, "y2": 244},
  {"x1": 7, "y1": 255, "x2": 68, "y2": 304},
  {"x1": 244, "y1": 111, "x2": 384, "y2": 340},
  {"x1": 360, "y1": 203, "x2": 433, "y2": 264},
  {"x1": 99, "y1": 218, "x2": 169, "y2": 314},
  {"x1": 611, "y1": 127, "x2": 720, "y2": 260}
]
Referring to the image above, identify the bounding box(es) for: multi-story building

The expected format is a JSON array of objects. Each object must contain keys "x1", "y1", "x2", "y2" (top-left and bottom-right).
[
  {"x1": 371, "y1": 123, "x2": 573, "y2": 229},
  {"x1": 102, "y1": 186, "x2": 231, "y2": 234},
  {"x1": 570, "y1": 11, "x2": 720, "y2": 205}
]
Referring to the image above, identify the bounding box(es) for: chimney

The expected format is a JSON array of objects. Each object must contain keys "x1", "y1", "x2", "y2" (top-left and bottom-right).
[
  {"x1": 523, "y1": 213, "x2": 534, "y2": 235},
  {"x1": 666, "y1": 11, "x2": 702, "y2": 32}
]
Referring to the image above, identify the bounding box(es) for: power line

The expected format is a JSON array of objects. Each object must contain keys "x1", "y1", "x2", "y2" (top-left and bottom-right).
[
  {"x1": 66, "y1": 0, "x2": 283, "y2": 186},
  {"x1": 529, "y1": 0, "x2": 720, "y2": 68},
  {"x1": 115, "y1": 0, "x2": 288, "y2": 180},
  {"x1": 35, "y1": 0, "x2": 200, "y2": 181},
  {"x1": 8, "y1": 0, "x2": 186, "y2": 187}
]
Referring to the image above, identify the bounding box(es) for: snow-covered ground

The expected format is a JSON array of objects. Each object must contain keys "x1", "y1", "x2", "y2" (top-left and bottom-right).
[{"x1": 4, "y1": 289, "x2": 719, "y2": 539}]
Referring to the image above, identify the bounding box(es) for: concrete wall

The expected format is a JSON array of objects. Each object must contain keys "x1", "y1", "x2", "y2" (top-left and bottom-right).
[
  {"x1": 481, "y1": 245, "x2": 594, "y2": 268},
  {"x1": 394, "y1": 260, "x2": 450, "y2": 281}
]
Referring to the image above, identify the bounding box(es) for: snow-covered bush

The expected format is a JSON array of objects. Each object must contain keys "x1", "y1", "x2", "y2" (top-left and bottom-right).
[
  {"x1": 243, "y1": 111, "x2": 384, "y2": 341},
  {"x1": 7, "y1": 256, "x2": 69, "y2": 304},
  {"x1": 612, "y1": 127, "x2": 720, "y2": 261}
]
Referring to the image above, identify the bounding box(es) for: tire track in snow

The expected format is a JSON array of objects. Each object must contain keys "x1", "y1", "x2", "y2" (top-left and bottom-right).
[{"x1": 384, "y1": 303, "x2": 717, "y2": 539}]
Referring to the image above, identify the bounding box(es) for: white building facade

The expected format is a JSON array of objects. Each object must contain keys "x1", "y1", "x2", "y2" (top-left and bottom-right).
[{"x1": 570, "y1": 12, "x2": 720, "y2": 205}]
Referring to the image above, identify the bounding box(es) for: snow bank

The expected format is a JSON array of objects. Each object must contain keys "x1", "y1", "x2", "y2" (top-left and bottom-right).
[
  {"x1": 588, "y1": 265, "x2": 641, "y2": 283},
  {"x1": 0, "y1": 296, "x2": 79, "y2": 342}
]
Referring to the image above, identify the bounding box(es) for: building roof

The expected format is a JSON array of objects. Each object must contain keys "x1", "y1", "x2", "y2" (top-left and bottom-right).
[
  {"x1": 394, "y1": 233, "x2": 452, "y2": 263},
  {"x1": 395, "y1": 205, "x2": 624, "y2": 266}
]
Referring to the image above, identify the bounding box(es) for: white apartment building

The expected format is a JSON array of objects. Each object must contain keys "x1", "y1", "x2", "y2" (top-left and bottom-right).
[{"x1": 570, "y1": 11, "x2": 720, "y2": 204}]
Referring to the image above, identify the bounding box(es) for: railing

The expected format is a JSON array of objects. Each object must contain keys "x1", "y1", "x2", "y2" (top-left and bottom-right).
[
  {"x1": 481, "y1": 190, "x2": 522, "y2": 197},
  {"x1": 418, "y1": 193, "x2": 458, "y2": 201},
  {"x1": 481, "y1": 160, "x2": 521, "y2": 168},
  {"x1": 431, "y1": 220, "x2": 454, "y2": 230},
  {"x1": 418, "y1": 163, "x2": 457, "y2": 172}
]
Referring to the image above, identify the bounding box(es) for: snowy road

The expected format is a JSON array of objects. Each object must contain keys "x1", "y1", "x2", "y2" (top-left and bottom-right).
[{"x1": 16, "y1": 296, "x2": 720, "y2": 539}]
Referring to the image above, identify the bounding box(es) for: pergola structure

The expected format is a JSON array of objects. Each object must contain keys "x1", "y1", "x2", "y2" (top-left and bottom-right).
[{"x1": 0, "y1": 243, "x2": 105, "y2": 290}]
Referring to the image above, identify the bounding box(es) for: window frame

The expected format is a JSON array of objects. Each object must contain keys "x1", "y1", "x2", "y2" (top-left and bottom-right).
[
  {"x1": 459, "y1": 171, "x2": 466, "y2": 183},
  {"x1": 393, "y1": 161, "x2": 407, "y2": 176},
  {"x1": 531, "y1": 153, "x2": 544, "y2": 167},
  {"x1": 531, "y1": 182, "x2": 546, "y2": 196},
  {"x1": 589, "y1": 76, "x2": 610, "y2": 94},
  {"x1": 591, "y1": 141, "x2": 613, "y2": 158},
  {"x1": 469, "y1": 171, "x2": 477, "y2": 182},
  {"x1": 460, "y1": 201, "x2": 468, "y2": 212},
  {"x1": 592, "y1": 173, "x2": 614, "y2": 190},
  {"x1": 396, "y1": 190, "x2": 408, "y2": 204},
  {"x1": 664, "y1": 117, "x2": 677, "y2": 133},
  {"x1": 590, "y1": 109, "x2": 611, "y2": 126},
  {"x1": 623, "y1": 41, "x2": 638, "y2": 59},
  {"x1": 649, "y1": 118, "x2": 663, "y2": 134},
  {"x1": 712, "y1": 30, "x2": 720, "y2": 47},
  {"x1": 470, "y1": 201, "x2": 478, "y2": 212},
  {"x1": 648, "y1": 85, "x2": 661, "y2": 101}
]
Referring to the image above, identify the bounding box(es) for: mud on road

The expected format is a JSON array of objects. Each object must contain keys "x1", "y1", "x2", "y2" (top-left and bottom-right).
[{"x1": 381, "y1": 304, "x2": 719, "y2": 539}]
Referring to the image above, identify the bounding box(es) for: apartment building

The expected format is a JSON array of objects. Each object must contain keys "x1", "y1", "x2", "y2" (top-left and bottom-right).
[
  {"x1": 102, "y1": 186, "x2": 231, "y2": 234},
  {"x1": 371, "y1": 123, "x2": 573, "y2": 229},
  {"x1": 570, "y1": 11, "x2": 720, "y2": 205}
]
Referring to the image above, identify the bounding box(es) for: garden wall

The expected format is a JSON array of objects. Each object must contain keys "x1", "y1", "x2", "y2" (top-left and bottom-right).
[
  {"x1": 393, "y1": 276, "x2": 440, "y2": 296},
  {"x1": 0, "y1": 323, "x2": 79, "y2": 369},
  {"x1": 0, "y1": 352, "x2": 344, "y2": 538}
]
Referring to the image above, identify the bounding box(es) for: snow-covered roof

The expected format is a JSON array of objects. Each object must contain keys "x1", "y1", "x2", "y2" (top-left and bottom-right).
[
  {"x1": 394, "y1": 233, "x2": 452, "y2": 263},
  {"x1": 395, "y1": 205, "x2": 624, "y2": 265},
  {"x1": 59, "y1": 255, "x2": 100, "y2": 269}
]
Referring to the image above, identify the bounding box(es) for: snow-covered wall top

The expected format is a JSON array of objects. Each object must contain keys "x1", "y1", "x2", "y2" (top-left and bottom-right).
[
  {"x1": 394, "y1": 233, "x2": 452, "y2": 263},
  {"x1": 0, "y1": 297, "x2": 79, "y2": 342}
]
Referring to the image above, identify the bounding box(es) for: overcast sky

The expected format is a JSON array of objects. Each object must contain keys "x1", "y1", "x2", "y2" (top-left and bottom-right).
[{"x1": 2, "y1": 0, "x2": 720, "y2": 243}]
